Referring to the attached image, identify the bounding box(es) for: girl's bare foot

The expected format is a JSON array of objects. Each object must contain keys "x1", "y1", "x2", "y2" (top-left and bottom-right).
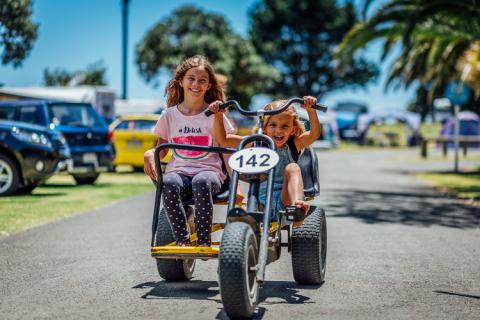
[{"x1": 292, "y1": 200, "x2": 310, "y2": 228}]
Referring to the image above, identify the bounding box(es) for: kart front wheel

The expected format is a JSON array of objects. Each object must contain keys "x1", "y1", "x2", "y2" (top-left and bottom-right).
[
  {"x1": 154, "y1": 207, "x2": 195, "y2": 281},
  {"x1": 291, "y1": 206, "x2": 327, "y2": 284},
  {"x1": 219, "y1": 222, "x2": 259, "y2": 319}
]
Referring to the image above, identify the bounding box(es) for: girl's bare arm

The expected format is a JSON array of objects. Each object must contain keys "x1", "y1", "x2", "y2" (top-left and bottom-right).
[
  {"x1": 211, "y1": 106, "x2": 243, "y2": 148},
  {"x1": 144, "y1": 137, "x2": 168, "y2": 181},
  {"x1": 295, "y1": 96, "x2": 322, "y2": 150}
]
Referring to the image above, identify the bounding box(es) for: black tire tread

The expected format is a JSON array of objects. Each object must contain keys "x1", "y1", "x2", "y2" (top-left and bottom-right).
[
  {"x1": 219, "y1": 222, "x2": 258, "y2": 319},
  {"x1": 155, "y1": 207, "x2": 194, "y2": 281},
  {"x1": 291, "y1": 207, "x2": 327, "y2": 284}
]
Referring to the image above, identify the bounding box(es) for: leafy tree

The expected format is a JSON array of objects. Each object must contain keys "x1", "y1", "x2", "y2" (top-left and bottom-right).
[
  {"x1": 457, "y1": 43, "x2": 480, "y2": 97},
  {"x1": 336, "y1": 0, "x2": 480, "y2": 109},
  {"x1": 43, "y1": 68, "x2": 72, "y2": 86},
  {"x1": 43, "y1": 61, "x2": 107, "y2": 86},
  {"x1": 0, "y1": 0, "x2": 38, "y2": 67},
  {"x1": 249, "y1": 0, "x2": 378, "y2": 99},
  {"x1": 135, "y1": 5, "x2": 279, "y2": 107}
]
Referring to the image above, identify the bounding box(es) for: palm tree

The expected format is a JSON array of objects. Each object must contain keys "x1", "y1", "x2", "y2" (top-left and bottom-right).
[
  {"x1": 336, "y1": 0, "x2": 480, "y2": 101},
  {"x1": 457, "y1": 42, "x2": 480, "y2": 96}
]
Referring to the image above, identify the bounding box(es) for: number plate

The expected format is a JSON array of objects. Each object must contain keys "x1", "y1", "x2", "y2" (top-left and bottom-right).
[
  {"x1": 83, "y1": 152, "x2": 98, "y2": 163},
  {"x1": 228, "y1": 147, "x2": 279, "y2": 174},
  {"x1": 127, "y1": 139, "x2": 142, "y2": 147}
]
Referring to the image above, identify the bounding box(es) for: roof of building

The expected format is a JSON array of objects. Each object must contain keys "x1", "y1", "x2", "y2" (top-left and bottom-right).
[{"x1": 0, "y1": 86, "x2": 114, "y2": 102}]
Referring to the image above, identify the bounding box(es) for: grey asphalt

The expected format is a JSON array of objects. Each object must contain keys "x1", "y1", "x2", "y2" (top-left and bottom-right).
[{"x1": 1, "y1": 149, "x2": 479, "y2": 319}]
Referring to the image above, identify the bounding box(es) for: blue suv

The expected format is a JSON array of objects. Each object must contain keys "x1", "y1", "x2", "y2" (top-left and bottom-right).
[
  {"x1": 0, "y1": 100, "x2": 115, "y2": 184},
  {"x1": 0, "y1": 120, "x2": 71, "y2": 195}
]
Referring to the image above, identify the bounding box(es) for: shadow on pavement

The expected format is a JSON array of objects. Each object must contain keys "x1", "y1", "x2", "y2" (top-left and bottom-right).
[
  {"x1": 215, "y1": 281, "x2": 319, "y2": 319},
  {"x1": 135, "y1": 279, "x2": 319, "y2": 319},
  {"x1": 133, "y1": 280, "x2": 220, "y2": 301},
  {"x1": 325, "y1": 189, "x2": 480, "y2": 229},
  {"x1": 215, "y1": 308, "x2": 266, "y2": 320},
  {"x1": 259, "y1": 280, "x2": 320, "y2": 305}
]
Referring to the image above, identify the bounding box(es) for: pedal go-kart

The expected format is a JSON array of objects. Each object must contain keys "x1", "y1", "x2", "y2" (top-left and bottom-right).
[{"x1": 150, "y1": 98, "x2": 328, "y2": 319}]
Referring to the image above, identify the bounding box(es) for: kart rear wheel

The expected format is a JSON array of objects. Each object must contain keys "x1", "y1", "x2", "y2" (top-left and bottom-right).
[
  {"x1": 291, "y1": 207, "x2": 327, "y2": 284},
  {"x1": 155, "y1": 207, "x2": 195, "y2": 281},
  {"x1": 219, "y1": 222, "x2": 259, "y2": 319}
]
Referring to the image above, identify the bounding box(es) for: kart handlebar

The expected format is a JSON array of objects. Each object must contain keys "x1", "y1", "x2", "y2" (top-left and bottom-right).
[{"x1": 204, "y1": 97, "x2": 328, "y2": 117}]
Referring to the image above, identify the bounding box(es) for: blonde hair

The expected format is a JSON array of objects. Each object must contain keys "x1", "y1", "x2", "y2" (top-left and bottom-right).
[
  {"x1": 165, "y1": 55, "x2": 226, "y2": 107},
  {"x1": 253, "y1": 100, "x2": 306, "y2": 136}
]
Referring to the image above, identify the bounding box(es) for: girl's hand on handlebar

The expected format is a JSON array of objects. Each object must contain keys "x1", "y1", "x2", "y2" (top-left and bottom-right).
[
  {"x1": 301, "y1": 96, "x2": 317, "y2": 110},
  {"x1": 208, "y1": 100, "x2": 225, "y2": 115}
]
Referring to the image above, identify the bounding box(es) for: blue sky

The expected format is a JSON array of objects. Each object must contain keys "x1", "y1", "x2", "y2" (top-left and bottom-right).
[{"x1": 0, "y1": 0, "x2": 417, "y2": 111}]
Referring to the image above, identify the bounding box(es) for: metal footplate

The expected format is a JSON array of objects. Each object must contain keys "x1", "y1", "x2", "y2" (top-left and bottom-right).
[
  {"x1": 151, "y1": 224, "x2": 223, "y2": 260},
  {"x1": 151, "y1": 245, "x2": 220, "y2": 260}
]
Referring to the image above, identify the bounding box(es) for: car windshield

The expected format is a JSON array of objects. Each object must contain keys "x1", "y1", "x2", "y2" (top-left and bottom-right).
[
  {"x1": 48, "y1": 103, "x2": 105, "y2": 127},
  {"x1": 115, "y1": 119, "x2": 157, "y2": 131},
  {"x1": 0, "y1": 105, "x2": 16, "y2": 121}
]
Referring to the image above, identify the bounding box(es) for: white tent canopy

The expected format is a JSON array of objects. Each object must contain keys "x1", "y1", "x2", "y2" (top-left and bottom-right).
[{"x1": 357, "y1": 111, "x2": 421, "y2": 133}]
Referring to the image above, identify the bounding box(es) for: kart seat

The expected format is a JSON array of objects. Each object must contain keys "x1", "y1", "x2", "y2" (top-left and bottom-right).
[{"x1": 298, "y1": 146, "x2": 320, "y2": 198}]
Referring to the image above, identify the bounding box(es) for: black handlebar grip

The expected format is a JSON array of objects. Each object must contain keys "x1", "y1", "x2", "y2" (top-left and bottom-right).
[
  {"x1": 204, "y1": 101, "x2": 231, "y2": 117},
  {"x1": 313, "y1": 103, "x2": 328, "y2": 113}
]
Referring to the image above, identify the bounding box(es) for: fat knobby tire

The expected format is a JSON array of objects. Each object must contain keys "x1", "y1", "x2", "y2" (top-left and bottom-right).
[
  {"x1": 219, "y1": 222, "x2": 259, "y2": 319},
  {"x1": 291, "y1": 207, "x2": 327, "y2": 284},
  {"x1": 154, "y1": 208, "x2": 194, "y2": 281}
]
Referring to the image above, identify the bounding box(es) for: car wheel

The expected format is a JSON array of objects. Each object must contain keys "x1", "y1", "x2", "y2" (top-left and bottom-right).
[
  {"x1": 73, "y1": 173, "x2": 100, "y2": 185},
  {"x1": 0, "y1": 154, "x2": 20, "y2": 196},
  {"x1": 17, "y1": 183, "x2": 39, "y2": 195},
  {"x1": 132, "y1": 166, "x2": 144, "y2": 173}
]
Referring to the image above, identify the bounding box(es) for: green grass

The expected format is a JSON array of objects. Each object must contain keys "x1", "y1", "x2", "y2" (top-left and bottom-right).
[
  {"x1": 418, "y1": 170, "x2": 480, "y2": 201},
  {"x1": 0, "y1": 172, "x2": 153, "y2": 236},
  {"x1": 419, "y1": 122, "x2": 442, "y2": 139},
  {"x1": 334, "y1": 123, "x2": 441, "y2": 151},
  {"x1": 364, "y1": 123, "x2": 441, "y2": 147}
]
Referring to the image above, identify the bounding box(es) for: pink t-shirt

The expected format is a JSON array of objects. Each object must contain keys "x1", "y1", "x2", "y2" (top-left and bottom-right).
[{"x1": 154, "y1": 105, "x2": 235, "y2": 182}]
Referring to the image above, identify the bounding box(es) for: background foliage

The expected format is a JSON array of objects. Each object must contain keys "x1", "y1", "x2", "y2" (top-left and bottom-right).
[
  {"x1": 136, "y1": 5, "x2": 279, "y2": 106},
  {"x1": 249, "y1": 0, "x2": 378, "y2": 99},
  {"x1": 0, "y1": 0, "x2": 38, "y2": 67}
]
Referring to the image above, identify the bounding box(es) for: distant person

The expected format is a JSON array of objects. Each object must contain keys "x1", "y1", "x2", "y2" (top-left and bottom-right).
[
  {"x1": 208, "y1": 96, "x2": 321, "y2": 227},
  {"x1": 143, "y1": 55, "x2": 236, "y2": 247}
]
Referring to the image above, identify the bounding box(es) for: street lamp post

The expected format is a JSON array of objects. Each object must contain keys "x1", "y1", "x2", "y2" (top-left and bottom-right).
[{"x1": 121, "y1": 0, "x2": 129, "y2": 100}]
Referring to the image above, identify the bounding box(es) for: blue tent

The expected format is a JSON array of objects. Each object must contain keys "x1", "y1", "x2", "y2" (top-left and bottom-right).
[{"x1": 440, "y1": 111, "x2": 480, "y2": 136}]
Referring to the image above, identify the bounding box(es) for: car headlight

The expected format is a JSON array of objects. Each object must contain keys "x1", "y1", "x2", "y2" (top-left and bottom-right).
[{"x1": 12, "y1": 127, "x2": 52, "y2": 148}]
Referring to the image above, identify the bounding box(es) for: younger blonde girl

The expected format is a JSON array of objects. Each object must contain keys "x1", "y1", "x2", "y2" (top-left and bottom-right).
[{"x1": 209, "y1": 96, "x2": 320, "y2": 226}]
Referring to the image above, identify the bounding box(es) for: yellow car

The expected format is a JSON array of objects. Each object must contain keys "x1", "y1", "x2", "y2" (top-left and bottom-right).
[{"x1": 110, "y1": 114, "x2": 161, "y2": 171}]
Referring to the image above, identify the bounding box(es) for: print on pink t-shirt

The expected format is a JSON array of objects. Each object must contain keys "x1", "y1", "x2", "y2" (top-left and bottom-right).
[{"x1": 154, "y1": 106, "x2": 235, "y2": 182}]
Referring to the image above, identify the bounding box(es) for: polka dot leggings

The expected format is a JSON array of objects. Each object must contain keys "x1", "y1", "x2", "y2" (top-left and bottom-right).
[{"x1": 162, "y1": 171, "x2": 221, "y2": 246}]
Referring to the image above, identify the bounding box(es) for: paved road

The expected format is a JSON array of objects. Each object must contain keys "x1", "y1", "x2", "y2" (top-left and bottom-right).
[{"x1": 1, "y1": 149, "x2": 479, "y2": 319}]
